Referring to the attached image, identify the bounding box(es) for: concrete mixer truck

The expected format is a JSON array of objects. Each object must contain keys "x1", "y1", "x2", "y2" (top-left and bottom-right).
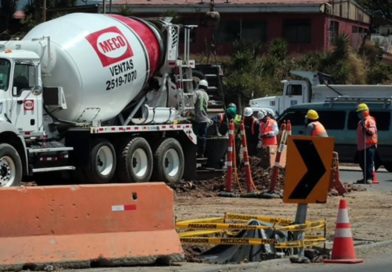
[{"x1": 0, "y1": 13, "x2": 206, "y2": 187}]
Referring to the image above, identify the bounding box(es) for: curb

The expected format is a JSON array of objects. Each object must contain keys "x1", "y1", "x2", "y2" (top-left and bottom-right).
[
  {"x1": 356, "y1": 239, "x2": 392, "y2": 250},
  {"x1": 339, "y1": 165, "x2": 387, "y2": 173}
]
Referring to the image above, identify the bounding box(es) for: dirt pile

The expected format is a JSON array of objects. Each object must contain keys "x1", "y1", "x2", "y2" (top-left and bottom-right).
[{"x1": 176, "y1": 156, "x2": 362, "y2": 197}]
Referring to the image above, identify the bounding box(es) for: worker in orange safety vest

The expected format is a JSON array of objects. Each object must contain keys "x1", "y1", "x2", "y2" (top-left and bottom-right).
[
  {"x1": 304, "y1": 109, "x2": 328, "y2": 137},
  {"x1": 355, "y1": 103, "x2": 378, "y2": 184},
  {"x1": 256, "y1": 110, "x2": 279, "y2": 169},
  {"x1": 257, "y1": 110, "x2": 279, "y2": 148}
]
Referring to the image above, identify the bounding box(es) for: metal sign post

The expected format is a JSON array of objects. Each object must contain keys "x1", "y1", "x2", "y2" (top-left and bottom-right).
[{"x1": 293, "y1": 203, "x2": 308, "y2": 262}]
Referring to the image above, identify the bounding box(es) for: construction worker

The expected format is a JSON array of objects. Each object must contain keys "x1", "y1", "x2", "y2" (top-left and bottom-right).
[
  {"x1": 304, "y1": 109, "x2": 328, "y2": 137},
  {"x1": 243, "y1": 107, "x2": 259, "y2": 156},
  {"x1": 355, "y1": 103, "x2": 378, "y2": 184},
  {"x1": 193, "y1": 79, "x2": 211, "y2": 158},
  {"x1": 257, "y1": 110, "x2": 279, "y2": 147},
  {"x1": 212, "y1": 103, "x2": 242, "y2": 136},
  {"x1": 257, "y1": 110, "x2": 279, "y2": 169}
]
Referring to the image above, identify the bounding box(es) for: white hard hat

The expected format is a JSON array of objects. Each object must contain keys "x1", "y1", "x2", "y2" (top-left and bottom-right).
[
  {"x1": 257, "y1": 110, "x2": 266, "y2": 120},
  {"x1": 198, "y1": 79, "x2": 208, "y2": 88},
  {"x1": 244, "y1": 107, "x2": 253, "y2": 117}
]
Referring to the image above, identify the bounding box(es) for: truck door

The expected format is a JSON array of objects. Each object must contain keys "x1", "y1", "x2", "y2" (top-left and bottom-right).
[{"x1": 6, "y1": 62, "x2": 43, "y2": 136}]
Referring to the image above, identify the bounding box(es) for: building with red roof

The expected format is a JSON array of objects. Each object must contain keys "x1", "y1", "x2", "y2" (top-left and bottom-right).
[{"x1": 106, "y1": 0, "x2": 370, "y2": 55}]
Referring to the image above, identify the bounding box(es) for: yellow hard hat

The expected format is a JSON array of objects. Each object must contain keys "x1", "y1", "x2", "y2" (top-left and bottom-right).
[
  {"x1": 305, "y1": 109, "x2": 319, "y2": 120},
  {"x1": 356, "y1": 103, "x2": 369, "y2": 112}
]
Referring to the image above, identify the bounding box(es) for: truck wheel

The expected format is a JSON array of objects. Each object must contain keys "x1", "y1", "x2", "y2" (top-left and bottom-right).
[
  {"x1": 153, "y1": 138, "x2": 184, "y2": 183},
  {"x1": 0, "y1": 143, "x2": 22, "y2": 187},
  {"x1": 116, "y1": 137, "x2": 153, "y2": 183},
  {"x1": 85, "y1": 140, "x2": 116, "y2": 183}
]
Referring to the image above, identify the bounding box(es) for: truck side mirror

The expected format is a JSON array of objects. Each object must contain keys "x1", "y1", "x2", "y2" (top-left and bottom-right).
[
  {"x1": 32, "y1": 86, "x2": 43, "y2": 96},
  {"x1": 12, "y1": 87, "x2": 18, "y2": 96}
]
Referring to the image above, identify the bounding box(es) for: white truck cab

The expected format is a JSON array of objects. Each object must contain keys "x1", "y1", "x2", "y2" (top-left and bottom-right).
[
  {"x1": 249, "y1": 71, "x2": 392, "y2": 116},
  {"x1": 0, "y1": 50, "x2": 44, "y2": 137}
]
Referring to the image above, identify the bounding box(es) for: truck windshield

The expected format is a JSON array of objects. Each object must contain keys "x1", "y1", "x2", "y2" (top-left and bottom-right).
[{"x1": 0, "y1": 59, "x2": 10, "y2": 91}]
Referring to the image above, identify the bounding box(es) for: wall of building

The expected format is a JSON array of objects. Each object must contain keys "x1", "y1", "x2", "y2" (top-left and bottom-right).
[
  {"x1": 131, "y1": 10, "x2": 369, "y2": 55},
  {"x1": 326, "y1": 16, "x2": 369, "y2": 50},
  {"x1": 191, "y1": 13, "x2": 328, "y2": 55}
]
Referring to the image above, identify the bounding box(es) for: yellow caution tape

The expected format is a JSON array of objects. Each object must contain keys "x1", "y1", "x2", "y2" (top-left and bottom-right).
[
  {"x1": 180, "y1": 237, "x2": 325, "y2": 248},
  {"x1": 176, "y1": 220, "x2": 325, "y2": 232},
  {"x1": 225, "y1": 213, "x2": 293, "y2": 225},
  {"x1": 176, "y1": 217, "x2": 224, "y2": 224},
  {"x1": 180, "y1": 237, "x2": 276, "y2": 246},
  {"x1": 277, "y1": 220, "x2": 326, "y2": 231},
  {"x1": 176, "y1": 222, "x2": 270, "y2": 231},
  {"x1": 179, "y1": 230, "x2": 225, "y2": 238},
  {"x1": 275, "y1": 238, "x2": 326, "y2": 249}
]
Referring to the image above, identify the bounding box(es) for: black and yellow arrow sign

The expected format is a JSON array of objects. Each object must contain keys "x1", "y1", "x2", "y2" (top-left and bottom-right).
[{"x1": 283, "y1": 136, "x2": 335, "y2": 204}]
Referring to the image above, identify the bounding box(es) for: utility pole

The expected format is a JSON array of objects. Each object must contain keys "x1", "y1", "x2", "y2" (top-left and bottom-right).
[{"x1": 42, "y1": 0, "x2": 47, "y2": 22}]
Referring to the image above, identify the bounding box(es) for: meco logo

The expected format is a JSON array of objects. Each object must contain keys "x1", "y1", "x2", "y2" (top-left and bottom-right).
[
  {"x1": 86, "y1": 26, "x2": 134, "y2": 67},
  {"x1": 97, "y1": 33, "x2": 127, "y2": 58},
  {"x1": 24, "y1": 99, "x2": 34, "y2": 111}
]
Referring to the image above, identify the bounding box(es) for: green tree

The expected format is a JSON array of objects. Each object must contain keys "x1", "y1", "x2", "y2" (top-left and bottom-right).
[{"x1": 357, "y1": 0, "x2": 392, "y2": 23}]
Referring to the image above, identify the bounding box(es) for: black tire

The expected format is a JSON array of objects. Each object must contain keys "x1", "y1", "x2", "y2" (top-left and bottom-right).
[
  {"x1": 0, "y1": 143, "x2": 22, "y2": 187},
  {"x1": 153, "y1": 138, "x2": 184, "y2": 183},
  {"x1": 83, "y1": 139, "x2": 116, "y2": 183},
  {"x1": 116, "y1": 137, "x2": 153, "y2": 183},
  {"x1": 384, "y1": 162, "x2": 392, "y2": 172}
]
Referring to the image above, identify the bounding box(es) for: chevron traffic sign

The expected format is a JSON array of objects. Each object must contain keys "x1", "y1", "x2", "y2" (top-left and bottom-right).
[{"x1": 283, "y1": 136, "x2": 335, "y2": 204}]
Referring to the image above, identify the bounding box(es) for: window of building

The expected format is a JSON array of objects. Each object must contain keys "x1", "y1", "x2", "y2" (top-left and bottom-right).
[
  {"x1": 241, "y1": 21, "x2": 267, "y2": 43},
  {"x1": 216, "y1": 20, "x2": 267, "y2": 43},
  {"x1": 216, "y1": 20, "x2": 240, "y2": 42},
  {"x1": 353, "y1": 26, "x2": 367, "y2": 34},
  {"x1": 348, "y1": 111, "x2": 390, "y2": 131},
  {"x1": 318, "y1": 111, "x2": 346, "y2": 129},
  {"x1": 283, "y1": 20, "x2": 311, "y2": 44},
  {"x1": 330, "y1": 20, "x2": 339, "y2": 44}
]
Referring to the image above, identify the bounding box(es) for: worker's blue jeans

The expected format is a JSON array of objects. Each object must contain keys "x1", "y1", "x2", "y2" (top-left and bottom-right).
[{"x1": 358, "y1": 146, "x2": 376, "y2": 181}]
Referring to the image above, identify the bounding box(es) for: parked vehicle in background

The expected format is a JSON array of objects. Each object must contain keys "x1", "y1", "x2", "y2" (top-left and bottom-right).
[
  {"x1": 250, "y1": 70, "x2": 392, "y2": 115},
  {"x1": 278, "y1": 97, "x2": 392, "y2": 172}
]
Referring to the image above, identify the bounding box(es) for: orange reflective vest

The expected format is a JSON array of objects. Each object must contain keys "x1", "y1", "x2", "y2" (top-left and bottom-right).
[
  {"x1": 357, "y1": 115, "x2": 378, "y2": 151},
  {"x1": 259, "y1": 117, "x2": 278, "y2": 146},
  {"x1": 308, "y1": 121, "x2": 328, "y2": 137}
]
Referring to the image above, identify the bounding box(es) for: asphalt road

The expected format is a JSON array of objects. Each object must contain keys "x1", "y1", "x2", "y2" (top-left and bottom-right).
[{"x1": 339, "y1": 166, "x2": 392, "y2": 191}]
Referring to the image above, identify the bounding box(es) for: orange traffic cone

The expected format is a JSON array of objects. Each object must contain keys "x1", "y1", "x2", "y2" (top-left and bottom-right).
[
  {"x1": 372, "y1": 166, "x2": 379, "y2": 185},
  {"x1": 324, "y1": 199, "x2": 363, "y2": 264}
]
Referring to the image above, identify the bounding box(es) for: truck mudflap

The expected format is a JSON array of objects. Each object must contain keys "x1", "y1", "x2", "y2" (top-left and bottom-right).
[{"x1": 0, "y1": 183, "x2": 183, "y2": 270}]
